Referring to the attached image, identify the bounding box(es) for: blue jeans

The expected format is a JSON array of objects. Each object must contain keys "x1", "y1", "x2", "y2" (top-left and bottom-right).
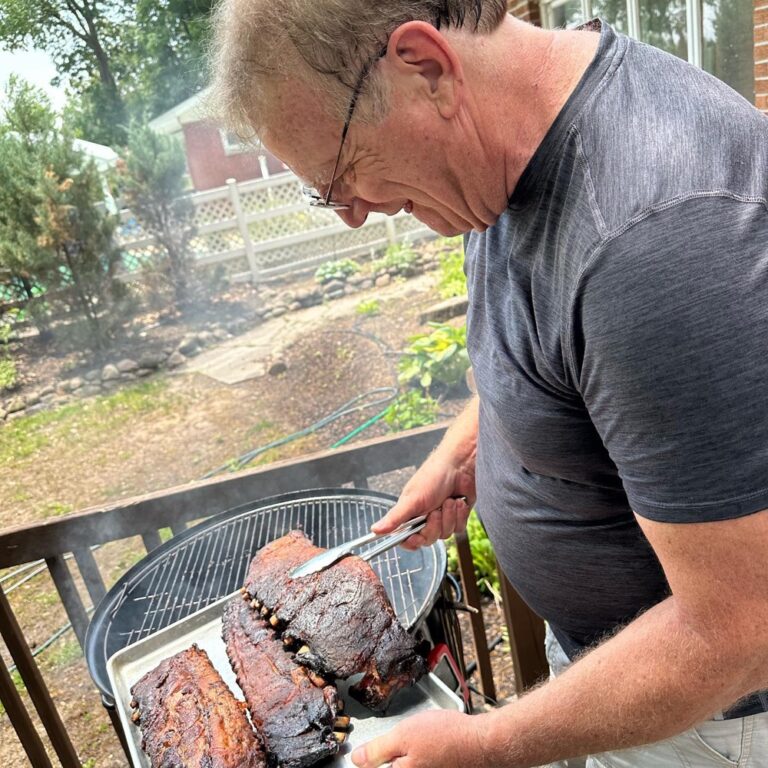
[{"x1": 543, "y1": 625, "x2": 768, "y2": 767}]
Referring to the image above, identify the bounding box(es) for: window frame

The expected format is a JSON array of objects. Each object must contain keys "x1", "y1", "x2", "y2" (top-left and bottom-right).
[{"x1": 539, "y1": 0, "x2": 703, "y2": 67}]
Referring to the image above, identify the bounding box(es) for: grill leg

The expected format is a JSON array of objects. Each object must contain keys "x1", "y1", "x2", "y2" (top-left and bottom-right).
[{"x1": 103, "y1": 696, "x2": 133, "y2": 764}]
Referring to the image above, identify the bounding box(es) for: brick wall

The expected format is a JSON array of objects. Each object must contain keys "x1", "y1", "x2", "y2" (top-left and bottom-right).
[
  {"x1": 757, "y1": 0, "x2": 768, "y2": 112},
  {"x1": 508, "y1": 0, "x2": 541, "y2": 26},
  {"x1": 181, "y1": 121, "x2": 285, "y2": 191}
]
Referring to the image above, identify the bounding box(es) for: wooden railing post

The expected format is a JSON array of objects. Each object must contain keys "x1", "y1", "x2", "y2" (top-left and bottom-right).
[
  {"x1": 0, "y1": 648, "x2": 53, "y2": 768},
  {"x1": 497, "y1": 566, "x2": 548, "y2": 694},
  {"x1": 0, "y1": 585, "x2": 81, "y2": 768},
  {"x1": 455, "y1": 532, "x2": 497, "y2": 702}
]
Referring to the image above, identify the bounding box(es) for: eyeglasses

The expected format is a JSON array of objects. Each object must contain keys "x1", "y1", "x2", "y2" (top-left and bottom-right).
[{"x1": 303, "y1": 49, "x2": 386, "y2": 210}]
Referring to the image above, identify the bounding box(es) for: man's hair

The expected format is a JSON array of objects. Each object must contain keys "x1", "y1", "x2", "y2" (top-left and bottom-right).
[{"x1": 208, "y1": 1, "x2": 508, "y2": 140}]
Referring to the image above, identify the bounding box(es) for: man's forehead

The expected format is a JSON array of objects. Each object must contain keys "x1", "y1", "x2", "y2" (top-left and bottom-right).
[{"x1": 260, "y1": 77, "x2": 347, "y2": 180}]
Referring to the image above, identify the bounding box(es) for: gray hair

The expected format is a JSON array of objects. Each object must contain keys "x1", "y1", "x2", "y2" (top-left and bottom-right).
[{"x1": 208, "y1": 1, "x2": 508, "y2": 140}]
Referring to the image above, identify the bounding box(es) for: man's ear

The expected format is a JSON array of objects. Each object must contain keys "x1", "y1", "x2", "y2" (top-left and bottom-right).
[{"x1": 386, "y1": 21, "x2": 463, "y2": 118}]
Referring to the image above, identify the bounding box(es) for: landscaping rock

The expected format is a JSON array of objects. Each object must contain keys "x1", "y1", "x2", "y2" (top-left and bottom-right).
[
  {"x1": 137, "y1": 368, "x2": 153, "y2": 377},
  {"x1": 323, "y1": 279, "x2": 346, "y2": 294},
  {"x1": 25, "y1": 391, "x2": 41, "y2": 407},
  {"x1": 7, "y1": 410, "x2": 25, "y2": 422},
  {"x1": 178, "y1": 335, "x2": 199, "y2": 356},
  {"x1": 40, "y1": 393, "x2": 55, "y2": 405},
  {"x1": 84, "y1": 369, "x2": 100, "y2": 382},
  {"x1": 0, "y1": 408, "x2": 6, "y2": 421},
  {"x1": 138, "y1": 351, "x2": 167, "y2": 369},
  {"x1": 7, "y1": 396, "x2": 26, "y2": 414},
  {"x1": 227, "y1": 318, "x2": 248, "y2": 334},
  {"x1": 344, "y1": 284, "x2": 359, "y2": 295},
  {"x1": 271, "y1": 306, "x2": 288, "y2": 318},
  {"x1": 419, "y1": 295, "x2": 469, "y2": 324},
  {"x1": 167, "y1": 351, "x2": 186, "y2": 368},
  {"x1": 70, "y1": 376, "x2": 84, "y2": 391},
  {"x1": 268, "y1": 360, "x2": 288, "y2": 376},
  {"x1": 360, "y1": 278, "x2": 374, "y2": 290},
  {"x1": 80, "y1": 384, "x2": 103, "y2": 397},
  {"x1": 25, "y1": 403, "x2": 46, "y2": 416},
  {"x1": 40, "y1": 384, "x2": 55, "y2": 397},
  {"x1": 325, "y1": 289, "x2": 345, "y2": 301},
  {"x1": 289, "y1": 302, "x2": 302, "y2": 312},
  {"x1": 212, "y1": 328, "x2": 230, "y2": 341},
  {"x1": 348, "y1": 274, "x2": 366, "y2": 286},
  {"x1": 101, "y1": 364, "x2": 120, "y2": 381},
  {"x1": 197, "y1": 331, "x2": 215, "y2": 346},
  {"x1": 375, "y1": 274, "x2": 391, "y2": 288},
  {"x1": 117, "y1": 358, "x2": 139, "y2": 373},
  {"x1": 280, "y1": 291, "x2": 296, "y2": 304}
]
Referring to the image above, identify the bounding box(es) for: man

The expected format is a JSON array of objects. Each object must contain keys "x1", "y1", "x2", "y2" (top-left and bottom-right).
[{"x1": 210, "y1": 2, "x2": 768, "y2": 766}]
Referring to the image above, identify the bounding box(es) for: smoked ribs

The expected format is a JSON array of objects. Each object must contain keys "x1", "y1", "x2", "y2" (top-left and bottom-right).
[
  {"x1": 243, "y1": 529, "x2": 426, "y2": 711},
  {"x1": 129, "y1": 644, "x2": 266, "y2": 768},
  {"x1": 223, "y1": 598, "x2": 346, "y2": 768}
]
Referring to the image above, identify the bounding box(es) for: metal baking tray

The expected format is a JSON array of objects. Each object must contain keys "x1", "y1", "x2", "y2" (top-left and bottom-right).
[{"x1": 108, "y1": 591, "x2": 465, "y2": 768}]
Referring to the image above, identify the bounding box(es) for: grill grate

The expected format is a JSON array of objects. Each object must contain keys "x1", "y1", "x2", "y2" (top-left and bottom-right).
[{"x1": 86, "y1": 489, "x2": 446, "y2": 701}]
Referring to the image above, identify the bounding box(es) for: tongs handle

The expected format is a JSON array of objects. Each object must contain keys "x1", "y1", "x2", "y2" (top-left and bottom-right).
[
  {"x1": 289, "y1": 515, "x2": 427, "y2": 578},
  {"x1": 359, "y1": 516, "x2": 428, "y2": 562}
]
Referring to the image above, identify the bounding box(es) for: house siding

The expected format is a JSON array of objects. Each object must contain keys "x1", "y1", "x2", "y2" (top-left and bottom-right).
[
  {"x1": 757, "y1": 0, "x2": 768, "y2": 111},
  {"x1": 182, "y1": 121, "x2": 285, "y2": 191},
  {"x1": 508, "y1": 0, "x2": 541, "y2": 26}
]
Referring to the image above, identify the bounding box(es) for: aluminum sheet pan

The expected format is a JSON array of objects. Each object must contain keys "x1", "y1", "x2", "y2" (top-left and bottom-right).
[{"x1": 108, "y1": 591, "x2": 465, "y2": 768}]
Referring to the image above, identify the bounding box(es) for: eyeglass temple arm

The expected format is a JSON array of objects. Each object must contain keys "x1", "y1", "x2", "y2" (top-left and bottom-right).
[{"x1": 323, "y1": 51, "x2": 385, "y2": 206}]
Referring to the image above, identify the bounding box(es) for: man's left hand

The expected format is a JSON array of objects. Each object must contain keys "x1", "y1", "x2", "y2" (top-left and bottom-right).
[{"x1": 350, "y1": 710, "x2": 487, "y2": 768}]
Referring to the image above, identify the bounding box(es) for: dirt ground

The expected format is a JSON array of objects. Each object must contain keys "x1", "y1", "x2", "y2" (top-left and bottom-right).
[{"x1": 0, "y1": 269, "x2": 520, "y2": 768}]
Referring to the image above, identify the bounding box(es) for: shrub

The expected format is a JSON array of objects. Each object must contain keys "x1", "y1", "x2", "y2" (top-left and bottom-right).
[
  {"x1": 383, "y1": 389, "x2": 440, "y2": 431},
  {"x1": 356, "y1": 298, "x2": 380, "y2": 316},
  {"x1": 0, "y1": 312, "x2": 18, "y2": 391},
  {"x1": 398, "y1": 322, "x2": 470, "y2": 392},
  {"x1": 0, "y1": 359, "x2": 17, "y2": 392},
  {"x1": 371, "y1": 242, "x2": 418, "y2": 276},
  {"x1": 447, "y1": 510, "x2": 500, "y2": 596},
  {"x1": 438, "y1": 247, "x2": 467, "y2": 299},
  {"x1": 315, "y1": 258, "x2": 360, "y2": 284}
]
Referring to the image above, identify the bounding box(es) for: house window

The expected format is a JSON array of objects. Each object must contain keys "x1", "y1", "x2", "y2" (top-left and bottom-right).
[
  {"x1": 220, "y1": 130, "x2": 261, "y2": 156},
  {"x1": 539, "y1": 0, "x2": 754, "y2": 102}
]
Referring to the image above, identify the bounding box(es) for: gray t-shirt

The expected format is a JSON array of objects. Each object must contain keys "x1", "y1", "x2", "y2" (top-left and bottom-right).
[{"x1": 466, "y1": 20, "x2": 768, "y2": 707}]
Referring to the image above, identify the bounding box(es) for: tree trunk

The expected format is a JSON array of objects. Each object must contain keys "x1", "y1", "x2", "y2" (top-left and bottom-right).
[{"x1": 61, "y1": 242, "x2": 104, "y2": 352}]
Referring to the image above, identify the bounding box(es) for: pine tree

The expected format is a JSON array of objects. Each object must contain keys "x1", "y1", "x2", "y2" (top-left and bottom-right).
[{"x1": 120, "y1": 124, "x2": 196, "y2": 306}]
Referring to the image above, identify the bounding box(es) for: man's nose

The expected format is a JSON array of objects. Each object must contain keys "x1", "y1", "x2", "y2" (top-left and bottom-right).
[{"x1": 335, "y1": 198, "x2": 371, "y2": 228}]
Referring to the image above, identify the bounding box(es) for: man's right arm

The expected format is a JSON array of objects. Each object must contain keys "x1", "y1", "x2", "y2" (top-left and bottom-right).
[{"x1": 372, "y1": 396, "x2": 479, "y2": 547}]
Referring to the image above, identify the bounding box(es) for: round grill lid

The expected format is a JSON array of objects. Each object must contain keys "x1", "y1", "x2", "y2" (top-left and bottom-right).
[{"x1": 85, "y1": 488, "x2": 446, "y2": 701}]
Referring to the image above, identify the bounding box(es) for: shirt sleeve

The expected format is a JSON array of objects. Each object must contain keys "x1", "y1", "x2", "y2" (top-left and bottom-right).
[{"x1": 571, "y1": 195, "x2": 768, "y2": 522}]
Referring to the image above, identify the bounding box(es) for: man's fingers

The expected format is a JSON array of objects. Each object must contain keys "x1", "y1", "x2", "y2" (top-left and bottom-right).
[
  {"x1": 371, "y1": 492, "x2": 423, "y2": 534},
  {"x1": 456, "y1": 500, "x2": 471, "y2": 534},
  {"x1": 420, "y1": 507, "x2": 442, "y2": 546},
  {"x1": 351, "y1": 731, "x2": 404, "y2": 768},
  {"x1": 440, "y1": 498, "x2": 458, "y2": 539}
]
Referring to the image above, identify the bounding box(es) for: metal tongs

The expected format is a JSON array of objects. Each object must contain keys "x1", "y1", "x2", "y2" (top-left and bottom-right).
[{"x1": 289, "y1": 515, "x2": 428, "y2": 579}]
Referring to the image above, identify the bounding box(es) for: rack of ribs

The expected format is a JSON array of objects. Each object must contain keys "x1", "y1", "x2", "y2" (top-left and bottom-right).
[
  {"x1": 223, "y1": 598, "x2": 350, "y2": 768},
  {"x1": 129, "y1": 644, "x2": 266, "y2": 768},
  {"x1": 242, "y1": 529, "x2": 427, "y2": 712}
]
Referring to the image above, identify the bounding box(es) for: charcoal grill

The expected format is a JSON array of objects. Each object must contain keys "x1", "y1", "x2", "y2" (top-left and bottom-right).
[{"x1": 85, "y1": 488, "x2": 448, "y2": 707}]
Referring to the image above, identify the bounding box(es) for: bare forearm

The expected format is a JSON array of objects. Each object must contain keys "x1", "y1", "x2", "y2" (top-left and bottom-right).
[
  {"x1": 433, "y1": 396, "x2": 478, "y2": 474},
  {"x1": 483, "y1": 598, "x2": 765, "y2": 767}
]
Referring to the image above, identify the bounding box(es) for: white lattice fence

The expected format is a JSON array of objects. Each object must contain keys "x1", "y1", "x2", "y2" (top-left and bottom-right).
[{"x1": 116, "y1": 171, "x2": 434, "y2": 283}]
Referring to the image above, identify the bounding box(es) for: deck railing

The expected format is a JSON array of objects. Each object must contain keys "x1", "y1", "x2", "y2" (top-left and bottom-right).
[{"x1": 0, "y1": 423, "x2": 547, "y2": 767}]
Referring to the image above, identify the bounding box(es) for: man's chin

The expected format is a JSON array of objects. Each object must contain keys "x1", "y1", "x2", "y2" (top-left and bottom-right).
[
  {"x1": 410, "y1": 207, "x2": 487, "y2": 237},
  {"x1": 411, "y1": 211, "x2": 470, "y2": 237}
]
